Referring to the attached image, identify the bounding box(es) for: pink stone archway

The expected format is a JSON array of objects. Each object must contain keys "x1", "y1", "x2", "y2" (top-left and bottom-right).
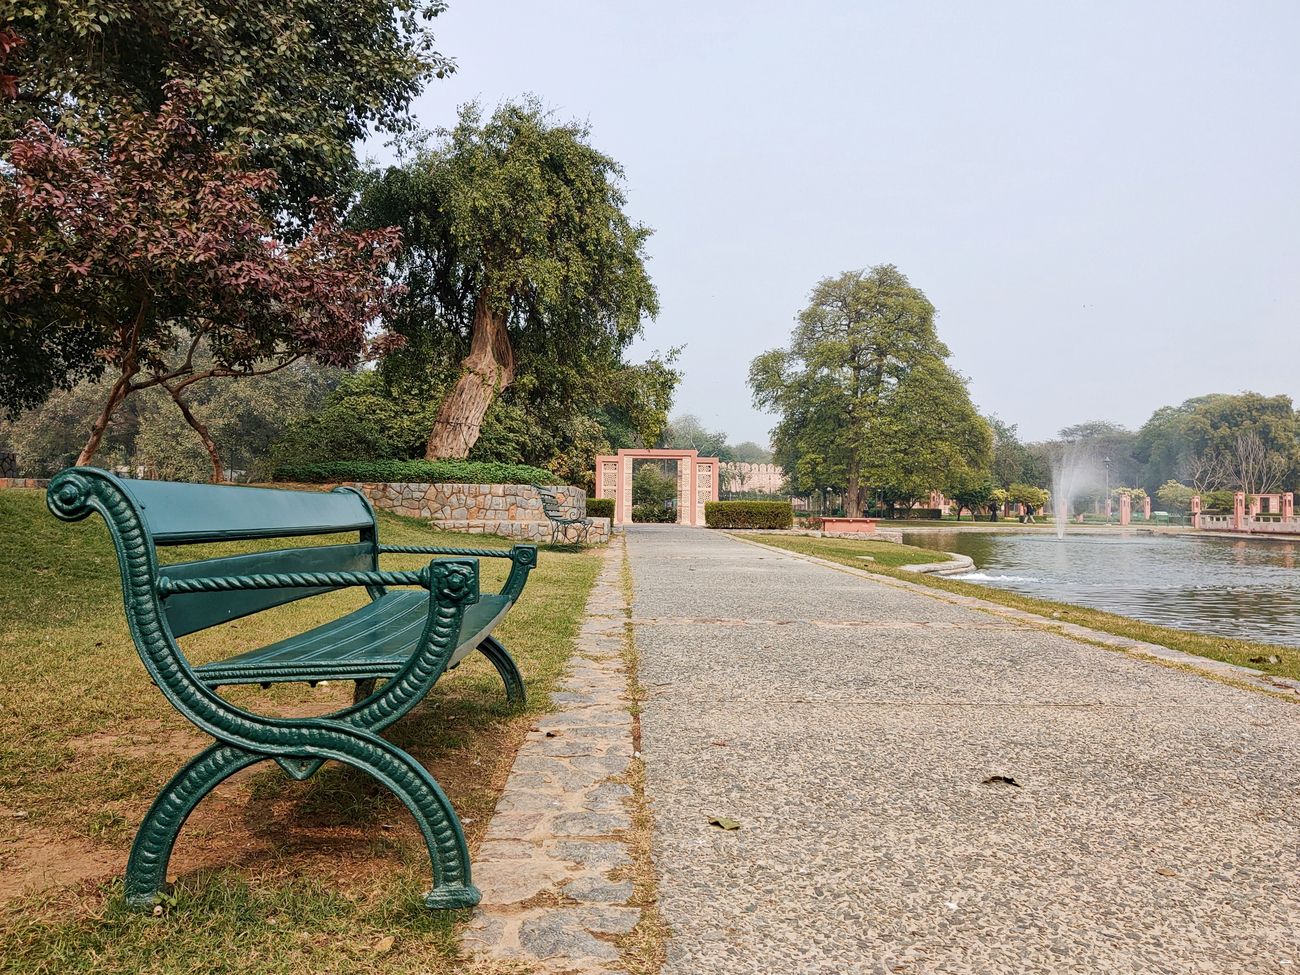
[{"x1": 594, "y1": 449, "x2": 720, "y2": 526}]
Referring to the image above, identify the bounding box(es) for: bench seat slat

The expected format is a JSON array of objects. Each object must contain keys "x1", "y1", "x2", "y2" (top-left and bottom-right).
[
  {"x1": 120, "y1": 479, "x2": 374, "y2": 546},
  {"x1": 195, "y1": 592, "x2": 511, "y2": 686},
  {"x1": 162, "y1": 543, "x2": 376, "y2": 637}
]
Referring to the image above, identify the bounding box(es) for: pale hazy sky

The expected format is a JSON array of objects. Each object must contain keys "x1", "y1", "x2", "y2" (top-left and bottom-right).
[{"x1": 374, "y1": 1, "x2": 1300, "y2": 447}]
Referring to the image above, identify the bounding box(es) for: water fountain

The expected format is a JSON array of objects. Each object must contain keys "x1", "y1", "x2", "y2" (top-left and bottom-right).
[{"x1": 1049, "y1": 442, "x2": 1104, "y2": 540}]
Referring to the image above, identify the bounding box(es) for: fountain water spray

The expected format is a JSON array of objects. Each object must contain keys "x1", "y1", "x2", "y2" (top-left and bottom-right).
[{"x1": 1050, "y1": 442, "x2": 1105, "y2": 540}]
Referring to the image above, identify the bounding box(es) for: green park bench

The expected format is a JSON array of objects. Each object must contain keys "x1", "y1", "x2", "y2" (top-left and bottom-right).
[
  {"x1": 533, "y1": 483, "x2": 594, "y2": 543},
  {"x1": 45, "y1": 467, "x2": 538, "y2": 911}
]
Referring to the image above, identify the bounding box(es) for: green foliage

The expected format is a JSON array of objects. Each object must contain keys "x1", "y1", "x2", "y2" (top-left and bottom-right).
[
  {"x1": 631, "y1": 463, "x2": 678, "y2": 521},
  {"x1": 354, "y1": 99, "x2": 660, "y2": 458},
  {"x1": 1008, "y1": 482, "x2": 1049, "y2": 513},
  {"x1": 704, "y1": 500, "x2": 794, "y2": 529},
  {"x1": 1135, "y1": 392, "x2": 1300, "y2": 494},
  {"x1": 0, "y1": 92, "x2": 398, "y2": 479},
  {"x1": 660, "y1": 414, "x2": 730, "y2": 457},
  {"x1": 631, "y1": 503, "x2": 677, "y2": 524},
  {"x1": 1155, "y1": 480, "x2": 1195, "y2": 512},
  {"x1": 268, "y1": 373, "x2": 438, "y2": 468},
  {"x1": 0, "y1": 362, "x2": 344, "y2": 479},
  {"x1": 268, "y1": 460, "x2": 560, "y2": 486},
  {"x1": 749, "y1": 265, "x2": 989, "y2": 515},
  {"x1": 5, "y1": 0, "x2": 453, "y2": 221},
  {"x1": 586, "y1": 498, "x2": 615, "y2": 519},
  {"x1": 1202, "y1": 489, "x2": 1236, "y2": 512},
  {"x1": 952, "y1": 477, "x2": 995, "y2": 520}
]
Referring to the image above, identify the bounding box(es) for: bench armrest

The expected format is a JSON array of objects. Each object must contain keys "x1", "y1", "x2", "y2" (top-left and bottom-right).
[
  {"x1": 156, "y1": 565, "x2": 470, "y2": 596},
  {"x1": 379, "y1": 544, "x2": 537, "y2": 603}
]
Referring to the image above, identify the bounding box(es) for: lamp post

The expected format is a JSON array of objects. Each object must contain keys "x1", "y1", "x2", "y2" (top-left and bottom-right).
[{"x1": 1103, "y1": 456, "x2": 1111, "y2": 517}]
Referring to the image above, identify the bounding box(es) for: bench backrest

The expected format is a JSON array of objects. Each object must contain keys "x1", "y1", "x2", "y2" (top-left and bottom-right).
[
  {"x1": 116, "y1": 479, "x2": 381, "y2": 637},
  {"x1": 533, "y1": 485, "x2": 571, "y2": 521}
]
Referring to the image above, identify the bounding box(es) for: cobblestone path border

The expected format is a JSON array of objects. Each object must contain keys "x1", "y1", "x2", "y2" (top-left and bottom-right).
[{"x1": 463, "y1": 535, "x2": 647, "y2": 974}]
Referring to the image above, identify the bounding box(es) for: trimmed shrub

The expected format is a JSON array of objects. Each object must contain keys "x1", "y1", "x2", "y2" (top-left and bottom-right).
[
  {"x1": 632, "y1": 503, "x2": 676, "y2": 523},
  {"x1": 269, "y1": 459, "x2": 560, "y2": 486},
  {"x1": 587, "y1": 497, "x2": 615, "y2": 519},
  {"x1": 704, "y1": 500, "x2": 793, "y2": 529}
]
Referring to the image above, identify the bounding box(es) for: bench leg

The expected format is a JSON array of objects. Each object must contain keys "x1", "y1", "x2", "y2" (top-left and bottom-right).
[
  {"x1": 478, "y1": 635, "x2": 527, "y2": 707},
  {"x1": 125, "y1": 735, "x2": 481, "y2": 911},
  {"x1": 125, "y1": 744, "x2": 262, "y2": 908}
]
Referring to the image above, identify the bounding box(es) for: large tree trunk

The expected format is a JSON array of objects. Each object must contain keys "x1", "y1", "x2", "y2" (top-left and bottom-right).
[
  {"x1": 425, "y1": 290, "x2": 515, "y2": 459},
  {"x1": 166, "y1": 385, "x2": 225, "y2": 483},
  {"x1": 845, "y1": 465, "x2": 863, "y2": 518}
]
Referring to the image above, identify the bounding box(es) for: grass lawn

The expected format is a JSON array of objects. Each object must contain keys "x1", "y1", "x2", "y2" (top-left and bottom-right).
[
  {"x1": 0, "y1": 488, "x2": 602, "y2": 974},
  {"x1": 747, "y1": 532, "x2": 1300, "y2": 686}
]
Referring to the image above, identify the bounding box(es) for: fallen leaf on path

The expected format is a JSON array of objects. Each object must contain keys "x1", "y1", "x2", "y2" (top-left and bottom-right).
[
  {"x1": 708, "y1": 816, "x2": 741, "y2": 830},
  {"x1": 981, "y1": 775, "x2": 1021, "y2": 788},
  {"x1": 1154, "y1": 867, "x2": 1178, "y2": 877}
]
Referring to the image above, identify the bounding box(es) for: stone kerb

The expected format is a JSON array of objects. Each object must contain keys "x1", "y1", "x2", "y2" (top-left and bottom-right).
[{"x1": 336, "y1": 481, "x2": 610, "y2": 543}]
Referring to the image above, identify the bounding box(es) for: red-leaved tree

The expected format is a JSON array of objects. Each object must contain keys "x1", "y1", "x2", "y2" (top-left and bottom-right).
[{"x1": 0, "y1": 85, "x2": 401, "y2": 481}]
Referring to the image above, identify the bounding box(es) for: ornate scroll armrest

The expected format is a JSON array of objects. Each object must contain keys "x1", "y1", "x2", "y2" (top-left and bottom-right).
[{"x1": 379, "y1": 544, "x2": 537, "y2": 604}]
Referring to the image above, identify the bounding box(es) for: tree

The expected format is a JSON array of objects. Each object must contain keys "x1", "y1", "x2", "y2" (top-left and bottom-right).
[
  {"x1": 1230, "y1": 430, "x2": 1288, "y2": 495},
  {"x1": 729, "y1": 442, "x2": 774, "y2": 464},
  {"x1": 987, "y1": 415, "x2": 1028, "y2": 488},
  {"x1": 1155, "y1": 480, "x2": 1195, "y2": 513},
  {"x1": 661, "y1": 414, "x2": 731, "y2": 458},
  {"x1": 355, "y1": 100, "x2": 658, "y2": 460},
  {"x1": 1, "y1": 362, "x2": 344, "y2": 479},
  {"x1": 631, "y1": 462, "x2": 677, "y2": 522},
  {"x1": 1008, "y1": 483, "x2": 1049, "y2": 522},
  {"x1": 953, "y1": 477, "x2": 995, "y2": 521},
  {"x1": 0, "y1": 89, "x2": 399, "y2": 480},
  {"x1": 987, "y1": 487, "x2": 1009, "y2": 521},
  {"x1": 4, "y1": 1, "x2": 451, "y2": 221},
  {"x1": 864, "y1": 359, "x2": 992, "y2": 514},
  {"x1": 1135, "y1": 393, "x2": 1300, "y2": 494},
  {"x1": 749, "y1": 266, "x2": 956, "y2": 517}
]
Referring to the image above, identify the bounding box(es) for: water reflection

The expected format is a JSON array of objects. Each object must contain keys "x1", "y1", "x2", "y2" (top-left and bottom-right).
[{"x1": 899, "y1": 530, "x2": 1300, "y2": 647}]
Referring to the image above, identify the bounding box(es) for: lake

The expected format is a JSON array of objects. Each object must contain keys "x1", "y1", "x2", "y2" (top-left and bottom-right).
[{"x1": 898, "y1": 529, "x2": 1300, "y2": 648}]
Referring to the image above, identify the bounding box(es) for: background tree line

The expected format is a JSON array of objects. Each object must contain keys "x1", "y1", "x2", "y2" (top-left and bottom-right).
[{"x1": 2, "y1": 5, "x2": 677, "y2": 487}]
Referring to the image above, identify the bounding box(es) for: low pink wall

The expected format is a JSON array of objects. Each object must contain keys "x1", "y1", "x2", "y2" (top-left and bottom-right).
[{"x1": 821, "y1": 517, "x2": 877, "y2": 534}]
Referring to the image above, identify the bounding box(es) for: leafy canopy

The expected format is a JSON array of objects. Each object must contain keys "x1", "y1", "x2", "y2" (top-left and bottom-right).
[
  {"x1": 750, "y1": 265, "x2": 989, "y2": 514},
  {"x1": 3, "y1": 0, "x2": 452, "y2": 219},
  {"x1": 0, "y1": 88, "x2": 399, "y2": 442}
]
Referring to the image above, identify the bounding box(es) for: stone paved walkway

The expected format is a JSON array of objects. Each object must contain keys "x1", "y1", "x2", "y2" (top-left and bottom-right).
[
  {"x1": 631, "y1": 525, "x2": 1300, "y2": 974},
  {"x1": 464, "y1": 537, "x2": 642, "y2": 974}
]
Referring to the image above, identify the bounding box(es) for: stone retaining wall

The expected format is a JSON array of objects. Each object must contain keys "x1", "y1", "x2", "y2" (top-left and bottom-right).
[
  {"x1": 0, "y1": 477, "x2": 49, "y2": 490},
  {"x1": 335, "y1": 481, "x2": 610, "y2": 544}
]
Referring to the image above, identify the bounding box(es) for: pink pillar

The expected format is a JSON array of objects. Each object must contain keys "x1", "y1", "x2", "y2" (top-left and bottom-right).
[
  {"x1": 1249, "y1": 495, "x2": 1261, "y2": 518},
  {"x1": 1142, "y1": 496, "x2": 1151, "y2": 520},
  {"x1": 1284, "y1": 493, "x2": 1295, "y2": 521},
  {"x1": 1233, "y1": 491, "x2": 1246, "y2": 531},
  {"x1": 1191, "y1": 495, "x2": 1201, "y2": 529},
  {"x1": 1119, "y1": 494, "x2": 1131, "y2": 526}
]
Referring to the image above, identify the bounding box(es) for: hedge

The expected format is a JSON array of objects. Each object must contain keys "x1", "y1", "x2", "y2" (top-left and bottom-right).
[
  {"x1": 269, "y1": 460, "x2": 560, "y2": 486},
  {"x1": 704, "y1": 500, "x2": 794, "y2": 529},
  {"x1": 586, "y1": 497, "x2": 615, "y2": 519}
]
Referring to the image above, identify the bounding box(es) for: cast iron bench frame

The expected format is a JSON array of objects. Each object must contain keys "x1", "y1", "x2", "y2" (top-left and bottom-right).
[
  {"x1": 533, "y1": 483, "x2": 593, "y2": 544},
  {"x1": 46, "y1": 467, "x2": 538, "y2": 911}
]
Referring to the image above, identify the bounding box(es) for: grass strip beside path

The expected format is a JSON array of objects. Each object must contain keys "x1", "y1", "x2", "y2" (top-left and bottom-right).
[
  {"x1": 747, "y1": 532, "x2": 1300, "y2": 685},
  {"x1": 0, "y1": 488, "x2": 601, "y2": 975}
]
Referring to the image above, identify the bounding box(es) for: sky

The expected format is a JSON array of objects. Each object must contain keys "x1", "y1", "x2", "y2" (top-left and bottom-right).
[{"x1": 372, "y1": 0, "x2": 1300, "y2": 447}]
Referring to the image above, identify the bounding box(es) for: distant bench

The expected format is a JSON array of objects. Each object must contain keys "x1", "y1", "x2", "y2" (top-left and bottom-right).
[{"x1": 46, "y1": 468, "x2": 538, "y2": 910}]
